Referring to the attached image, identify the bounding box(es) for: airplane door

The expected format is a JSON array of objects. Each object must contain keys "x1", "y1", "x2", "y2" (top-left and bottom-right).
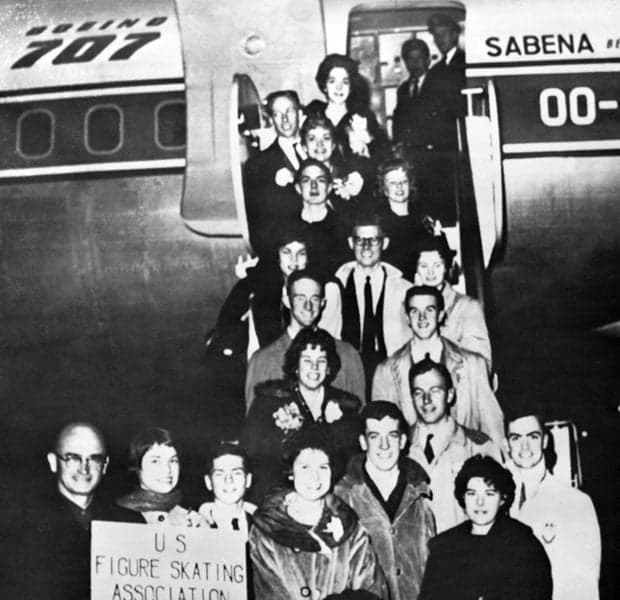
[{"x1": 462, "y1": 78, "x2": 506, "y2": 268}]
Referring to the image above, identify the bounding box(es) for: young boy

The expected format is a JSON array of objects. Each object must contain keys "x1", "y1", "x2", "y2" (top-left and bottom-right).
[{"x1": 199, "y1": 442, "x2": 256, "y2": 538}]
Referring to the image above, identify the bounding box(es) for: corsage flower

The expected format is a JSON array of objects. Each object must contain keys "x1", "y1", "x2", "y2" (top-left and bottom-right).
[
  {"x1": 324, "y1": 401, "x2": 343, "y2": 423},
  {"x1": 273, "y1": 402, "x2": 304, "y2": 433},
  {"x1": 347, "y1": 114, "x2": 371, "y2": 157},
  {"x1": 275, "y1": 167, "x2": 295, "y2": 187},
  {"x1": 333, "y1": 171, "x2": 364, "y2": 200},
  {"x1": 323, "y1": 516, "x2": 344, "y2": 542}
]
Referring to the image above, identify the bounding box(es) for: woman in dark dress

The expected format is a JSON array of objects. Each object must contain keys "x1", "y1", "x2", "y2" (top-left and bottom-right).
[
  {"x1": 374, "y1": 156, "x2": 433, "y2": 272},
  {"x1": 300, "y1": 113, "x2": 372, "y2": 216},
  {"x1": 418, "y1": 455, "x2": 552, "y2": 600},
  {"x1": 116, "y1": 427, "x2": 201, "y2": 526},
  {"x1": 305, "y1": 53, "x2": 388, "y2": 162},
  {"x1": 240, "y1": 327, "x2": 362, "y2": 503}
]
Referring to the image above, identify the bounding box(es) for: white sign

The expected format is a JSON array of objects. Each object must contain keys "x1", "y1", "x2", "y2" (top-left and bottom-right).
[{"x1": 91, "y1": 521, "x2": 247, "y2": 600}]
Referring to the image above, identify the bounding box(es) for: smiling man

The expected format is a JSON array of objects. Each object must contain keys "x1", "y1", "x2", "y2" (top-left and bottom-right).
[
  {"x1": 506, "y1": 411, "x2": 601, "y2": 600},
  {"x1": 24, "y1": 422, "x2": 121, "y2": 600},
  {"x1": 406, "y1": 356, "x2": 501, "y2": 532},
  {"x1": 335, "y1": 402, "x2": 435, "y2": 600},
  {"x1": 372, "y1": 285, "x2": 504, "y2": 446},
  {"x1": 335, "y1": 213, "x2": 413, "y2": 395},
  {"x1": 244, "y1": 90, "x2": 305, "y2": 257},
  {"x1": 244, "y1": 268, "x2": 365, "y2": 411}
]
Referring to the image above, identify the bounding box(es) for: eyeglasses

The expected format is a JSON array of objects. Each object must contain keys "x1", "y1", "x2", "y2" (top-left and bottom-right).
[
  {"x1": 412, "y1": 386, "x2": 446, "y2": 402},
  {"x1": 56, "y1": 452, "x2": 107, "y2": 469},
  {"x1": 353, "y1": 236, "x2": 382, "y2": 247}
]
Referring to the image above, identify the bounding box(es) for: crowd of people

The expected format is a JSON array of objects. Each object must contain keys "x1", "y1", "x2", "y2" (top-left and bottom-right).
[{"x1": 21, "y1": 13, "x2": 602, "y2": 600}]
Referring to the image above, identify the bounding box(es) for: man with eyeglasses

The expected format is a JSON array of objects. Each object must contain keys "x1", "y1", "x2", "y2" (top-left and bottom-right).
[
  {"x1": 24, "y1": 422, "x2": 122, "y2": 600},
  {"x1": 406, "y1": 355, "x2": 501, "y2": 532},
  {"x1": 335, "y1": 214, "x2": 413, "y2": 396},
  {"x1": 372, "y1": 286, "x2": 504, "y2": 447},
  {"x1": 245, "y1": 267, "x2": 365, "y2": 412}
]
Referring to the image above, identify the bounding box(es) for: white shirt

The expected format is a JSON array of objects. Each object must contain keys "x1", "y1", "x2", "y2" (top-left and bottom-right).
[
  {"x1": 415, "y1": 417, "x2": 455, "y2": 461},
  {"x1": 353, "y1": 264, "x2": 385, "y2": 318},
  {"x1": 409, "y1": 337, "x2": 443, "y2": 364},
  {"x1": 278, "y1": 136, "x2": 301, "y2": 171},
  {"x1": 444, "y1": 46, "x2": 458, "y2": 66}
]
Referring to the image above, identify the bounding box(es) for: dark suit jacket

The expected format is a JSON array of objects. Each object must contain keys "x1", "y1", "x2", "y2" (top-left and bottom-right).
[
  {"x1": 422, "y1": 48, "x2": 466, "y2": 151},
  {"x1": 240, "y1": 381, "x2": 362, "y2": 504},
  {"x1": 22, "y1": 489, "x2": 130, "y2": 600},
  {"x1": 392, "y1": 74, "x2": 438, "y2": 148},
  {"x1": 244, "y1": 139, "x2": 302, "y2": 257}
]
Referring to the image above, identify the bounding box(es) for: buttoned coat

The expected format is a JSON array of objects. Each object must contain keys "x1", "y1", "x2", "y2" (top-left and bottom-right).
[
  {"x1": 334, "y1": 455, "x2": 435, "y2": 600},
  {"x1": 335, "y1": 261, "x2": 413, "y2": 358},
  {"x1": 371, "y1": 337, "x2": 505, "y2": 446},
  {"x1": 408, "y1": 418, "x2": 502, "y2": 532},
  {"x1": 250, "y1": 490, "x2": 386, "y2": 600}
]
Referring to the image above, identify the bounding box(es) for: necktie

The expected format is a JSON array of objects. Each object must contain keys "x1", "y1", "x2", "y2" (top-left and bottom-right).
[
  {"x1": 409, "y1": 76, "x2": 419, "y2": 99},
  {"x1": 231, "y1": 517, "x2": 240, "y2": 531},
  {"x1": 518, "y1": 482, "x2": 526, "y2": 509},
  {"x1": 361, "y1": 276, "x2": 375, "y2": 354},
  {"x1": 424, "y1": 433, "x2": 435, "y2": 463}
]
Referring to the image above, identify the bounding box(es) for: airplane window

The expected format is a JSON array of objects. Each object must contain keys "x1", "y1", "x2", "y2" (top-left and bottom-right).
[
  {"x1": 155, "y1": 101, "x2": 186, "y2": 150},
  {"x1": 17, "y1": 109, "x2": 54, "y2": 158},
  {"x1": 85, "y1": 105, "x2": 123, "y2": 154}
]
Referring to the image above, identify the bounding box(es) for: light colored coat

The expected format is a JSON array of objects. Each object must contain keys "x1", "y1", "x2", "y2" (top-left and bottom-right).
[
  {"x1": 408, "y1": 418, "x2": 502, "y2": 532},
  {"x1": 441, "y1": 283, "x2": 492, "y2": 372},
  {"x1": 509, "y1": 469, "x2": 601, "y2": 600},
  {"x1": 334, "y1": 261, "x2": 413, "y2": 356},
  {"x1": 335, "y1": 455, "x2": 435, "y2": 600},
  {"x1": 371, "y1": 337, "x2": 505, "y2": 446}
]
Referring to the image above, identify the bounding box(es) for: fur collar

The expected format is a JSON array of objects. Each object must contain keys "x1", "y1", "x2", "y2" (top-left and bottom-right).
[{"x1": 252, "y1": 490, "x2": 358, "y2": 552}]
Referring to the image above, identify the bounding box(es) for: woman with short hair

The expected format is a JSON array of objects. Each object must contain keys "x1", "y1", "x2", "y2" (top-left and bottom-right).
[
  {"x1": 418, "y1": 455, "x2": 552, "y2": 600},
  {"x1": 116, "y1": 427, "x2": 201, "y2": 526},
  {"x1": 249, "y1": 425, "x2": 386, "y2": 599},
  {"x1": 240, "y1": 327, "x2": 361, "y2": 503},
  {"x1": 299, "y1": 113, "x2": 371, "y2": 216}
]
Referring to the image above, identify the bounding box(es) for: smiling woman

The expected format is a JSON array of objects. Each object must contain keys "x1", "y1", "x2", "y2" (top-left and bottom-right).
[
  {"x1": 240, "y1": 327, "x2": 362, "y2": 503},
  {"x1": 249, "y1": 425, "x2": 386, "y2": 599},
  {"x1": 116, "y1": 427, "x2": 201, "y2": 526},
  {"x1": 418, "y1": 456, "x2": 553, "y2": 600}
]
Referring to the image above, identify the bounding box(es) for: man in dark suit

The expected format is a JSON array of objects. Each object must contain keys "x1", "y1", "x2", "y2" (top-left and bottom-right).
[
  {"x1": 392, "y1": 38, "x2": 433, "y2": 149},
  {"x1": 425, "y1": 13, "x2": 466, "y2": 152},
  {"x1": 244, "y1": 90, "x2": 306, "y2": 257},
  {"x1": 22, "y1": 422, "x2": 123, "y2": 600}
]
